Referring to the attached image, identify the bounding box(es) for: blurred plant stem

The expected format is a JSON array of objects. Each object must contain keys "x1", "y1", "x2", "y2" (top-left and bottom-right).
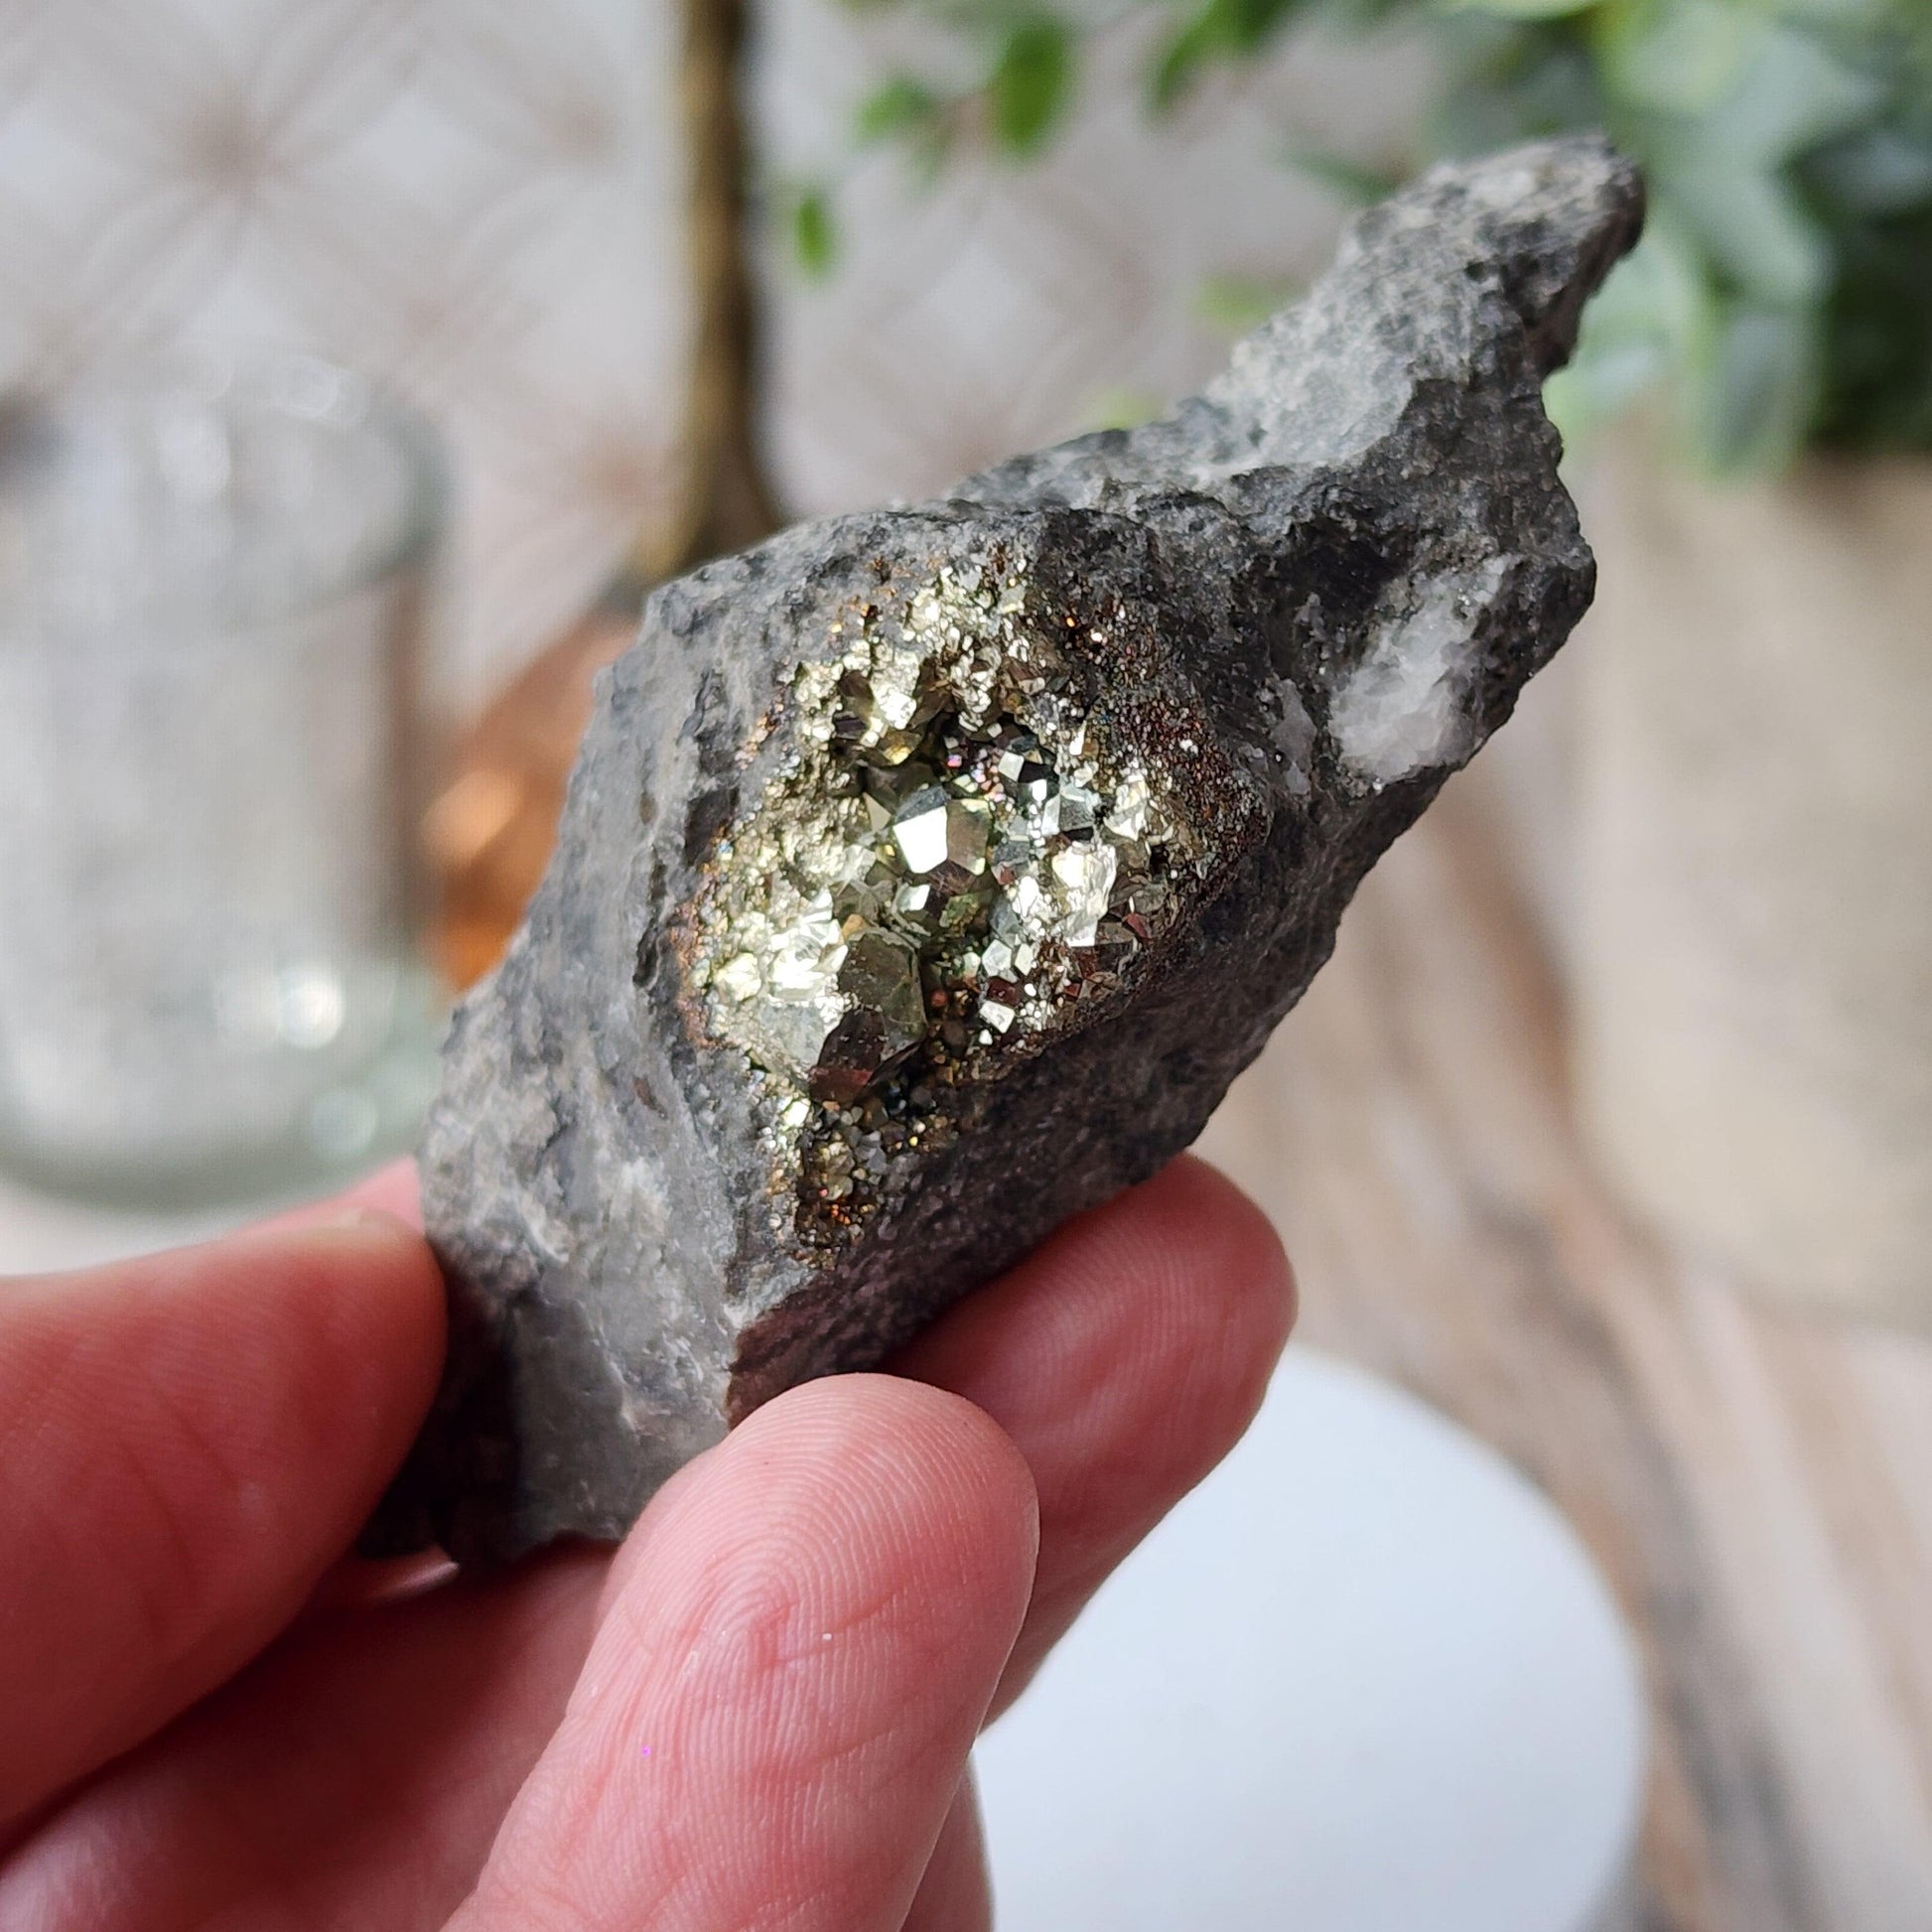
[
  {"x1": 647, "y1": 0, "x2": 783, "y2": 581},
  {"x1": 431, "y1": 0, "x2": 781, "y2": 988}
]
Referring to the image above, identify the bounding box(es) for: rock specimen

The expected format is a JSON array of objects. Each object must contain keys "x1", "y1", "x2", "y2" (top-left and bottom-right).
[{"x1": 366, "y1": 137, "x2": 1642, "y2": 1566}]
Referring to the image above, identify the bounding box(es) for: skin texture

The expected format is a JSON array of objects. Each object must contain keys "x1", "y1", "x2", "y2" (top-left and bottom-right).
[{"x1": 0, "y1": 1154, "x2": 1292, "y2": 1931}]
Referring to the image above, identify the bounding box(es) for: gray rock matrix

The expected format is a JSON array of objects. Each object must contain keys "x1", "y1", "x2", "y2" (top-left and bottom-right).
[{"x1": 366, "y1": 137, "x2": 1642, "y2": 1566}]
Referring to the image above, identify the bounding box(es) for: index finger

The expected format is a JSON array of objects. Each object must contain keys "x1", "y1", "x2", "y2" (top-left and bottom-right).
[
  {"x1": 893, "y1": 1154, "x2": 1295, "y2": 1716},
  {"x1": 0, "y1": 1214, "x2": 444, "y2": 1828}
]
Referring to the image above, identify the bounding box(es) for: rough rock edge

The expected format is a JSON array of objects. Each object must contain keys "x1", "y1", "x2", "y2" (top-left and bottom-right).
[{"x1": 365, "y1": 138, "x2": 1643, "y2": 1566}]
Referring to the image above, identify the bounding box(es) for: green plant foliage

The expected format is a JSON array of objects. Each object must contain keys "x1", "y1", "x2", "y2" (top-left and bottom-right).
[
  {"x1": 1151, "y1": 0, "x2": 1316, "y2": 109},
  {"x1": 1279, "y1": 144, "x2": 1405, "y2": 202},
  {"x1": 814, "y1": 0, "x2": 1932, "y2": 470},
  {"x1": 856, "y1": 75, "x2": 944, "y2": 145},
  {"x1": 854, "y1": 73, "x2": 953, "y2": 181},
  {"x1": 1081, "y1": 384, "x2": 1166, "y2": 427},
  {"x1": 1441, "y1": 0, "x2": 1592, "y2": 19},
  {"x1": 990, "y1": 19, "x2": 1076, "y2": 153},
  {"x1": 790, "y1": 184, "x2": 839, "y2": 278},
  {"x1": 1194, "y1": 269, "x2": 1305, "y2": 329},
  {"x1": 1423, "y1": 0, "x2": 1932, "y2": 470}
]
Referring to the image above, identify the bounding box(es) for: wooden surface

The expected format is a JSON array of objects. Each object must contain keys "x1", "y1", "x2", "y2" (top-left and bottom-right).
[{"x1": 1197, "y1": 777, "x2": 1932, "y2": 1932}]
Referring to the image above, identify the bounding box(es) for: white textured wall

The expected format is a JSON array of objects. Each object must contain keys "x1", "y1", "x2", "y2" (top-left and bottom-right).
[{"x1": 0, "y1": 0, "x2": 1425, "y2": 701}]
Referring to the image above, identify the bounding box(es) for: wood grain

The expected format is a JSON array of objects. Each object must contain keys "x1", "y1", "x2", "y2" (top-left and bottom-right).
[{"x1": 1198, "y1": 775, "x2": 1932, "y2": 1931}]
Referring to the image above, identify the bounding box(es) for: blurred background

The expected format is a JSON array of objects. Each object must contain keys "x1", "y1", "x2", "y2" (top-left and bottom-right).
[{"x1": 0, "y1": 1, "x2": 1929, "y2": 1926}]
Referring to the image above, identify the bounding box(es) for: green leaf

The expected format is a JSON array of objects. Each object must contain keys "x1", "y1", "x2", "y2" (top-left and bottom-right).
[
  {"x1": 1541, "y1": 222, "x2": 1705, "y2": 454},
  {"x1": 1601, "y1": 218, "x2": 1717, "y2": 355},
  {"x1": 1430, "y1": 35, "x2": 1603, "y2": 155},
  {"x1": 1667, "y1": 152, "x2": 1830, "y2": 305},
  {"x1": 1434, "y1": 0, "x2": 1593, "y2": 21},
  {"x1": 1770, "y1": 0, "x2": 1897, "y2": 26},
  {"x1": 1592, "y1": 0, "x2": 1763, "y2": 116},
  {"x1": 790, "y1": 186, "x2": 837, "y2": 278},
  {"x1": 1695, "y1": 24, "x2": 1886, "y2": 166},
  {"x1": 1809, "y1": 125, "x2": 1932, "y2": 217},
  {"x1": 1217, "y1": 0, "x2": 1311, "y2": 51},
  {"x1": 1812, "y1": 194, "x2": 1932, "y2": 448},
  {"x1": 1194, "y1": 271, "x2": 1300, "y2": 332},
  {"x1": 1693, "y1": 302, "x2": 1820, "y2": 473},
  {"x1": 855, "y1": 75, "x2": 942, "y2": 147},
  {"x1": 1281, "y1": 145, "x2": 1405, "y2": 204},
  {"x1": 1544, "y1": 335, "x2": 1669, "y2": 449},
  {"x1": 1150, "y1": 8, "x2": 1224, "y2": 109},
  {"x1": 989, "y1": 18, "x2": 1073, "y2": 155},
  {"x1": 1082, "y1": 385, "x2": 1164, "y2": 431},
  {"x1": 1150, "y1": 0, "x2": 1311, "y2": 111}
]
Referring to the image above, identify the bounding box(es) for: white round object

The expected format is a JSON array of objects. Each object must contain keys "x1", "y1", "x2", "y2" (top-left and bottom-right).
[{"x1": 976, "y1": 1349, "x2": 1644, "y2": 1932}]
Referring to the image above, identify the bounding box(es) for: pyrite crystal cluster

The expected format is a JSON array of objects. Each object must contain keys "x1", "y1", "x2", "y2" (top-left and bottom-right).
[
  {"x1": 368, "y1": 138, "x2": 1643, "y2": 1566},
  {"x1": 689, "y1": 563, "x2": 1227, "y2": 1248}
]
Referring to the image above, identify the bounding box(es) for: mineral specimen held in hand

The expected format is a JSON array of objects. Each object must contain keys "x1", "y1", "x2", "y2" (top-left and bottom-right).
[{"x1": 367, "y1": 137, "x2": 1642, "y2": 1566}]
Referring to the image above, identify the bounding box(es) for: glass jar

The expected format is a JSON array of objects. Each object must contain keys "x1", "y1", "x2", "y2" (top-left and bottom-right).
[{"x1": 0, "y1": 347, "x2": 449, "y2": 1206}]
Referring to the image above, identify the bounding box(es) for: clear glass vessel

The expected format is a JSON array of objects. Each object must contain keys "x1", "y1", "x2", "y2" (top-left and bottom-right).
[{"x1": 0, "y1": 347, "x2": 449, "y2": 1207}]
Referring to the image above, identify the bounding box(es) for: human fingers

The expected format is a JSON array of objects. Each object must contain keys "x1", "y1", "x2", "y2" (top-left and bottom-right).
[
  {"x1": 0, "y1": 1552, "x2": 607, "y2": 1932},
  {"x1": 893, "y1": 1155, "x2": 1294, "y2": 1716},
  {"x1": 251, "y1": 1163, "x2": 446, "y2": 1616},
  {"x1": 0, "y1": 1156, "x2": 1284, "y2": 1925},
  {"x1": 900, "y1": 1776, "x2": 992, "y2": 1932},
  {"x1": 0, "y1": 1216, "x2": 443, "y2": 1827},
  {"x1": 452, "y1": 1375, "x2": 1036, "y2": 1932}
]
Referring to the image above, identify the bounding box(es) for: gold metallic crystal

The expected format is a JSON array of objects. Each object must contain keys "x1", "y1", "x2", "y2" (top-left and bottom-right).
[{"x1": 689, "y1": 558, "x2": 1202, "y2": 1245}]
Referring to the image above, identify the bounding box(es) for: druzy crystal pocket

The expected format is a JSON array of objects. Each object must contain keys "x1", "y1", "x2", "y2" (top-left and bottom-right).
[{"x1": 687, "y1": 555, "x2": 1228, "y2": 1247}]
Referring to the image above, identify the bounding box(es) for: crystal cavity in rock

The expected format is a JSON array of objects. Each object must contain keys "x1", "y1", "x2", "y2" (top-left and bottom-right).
[{"x1": 364, "y1": 137, "x2": 1644, "y2": 1566}]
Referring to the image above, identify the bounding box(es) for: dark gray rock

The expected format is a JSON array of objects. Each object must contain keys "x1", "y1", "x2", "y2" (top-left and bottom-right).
[{"x1": 366, "y1": 137, "x2": 1642, "y2": 1566}]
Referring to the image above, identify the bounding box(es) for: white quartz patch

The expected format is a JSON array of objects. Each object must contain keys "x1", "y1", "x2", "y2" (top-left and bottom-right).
[{"x1": 1329, "y1": 558, "x2": 1512, "y2": 786}]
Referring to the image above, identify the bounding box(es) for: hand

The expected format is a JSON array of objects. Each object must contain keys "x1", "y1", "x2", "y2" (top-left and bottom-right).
[{"x1": 0, "y1": 1154, "x2": 1292, "y2": 1931}]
